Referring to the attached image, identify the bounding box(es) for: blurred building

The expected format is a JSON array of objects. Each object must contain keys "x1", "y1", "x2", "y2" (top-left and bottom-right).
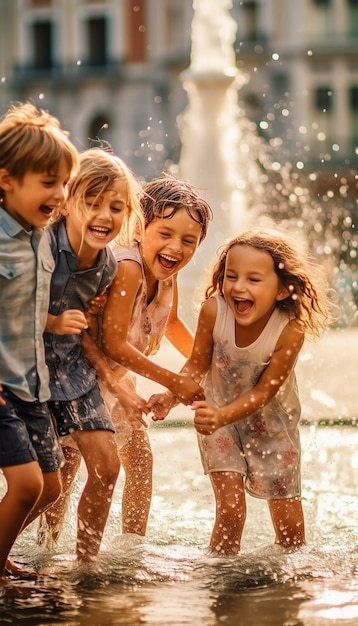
[
  {"x1": 0, "y1": 0, "x2": 193, "y2": 179},
  {"x1": 0, "y1": 0, "x2": 357, "y2": 181}
]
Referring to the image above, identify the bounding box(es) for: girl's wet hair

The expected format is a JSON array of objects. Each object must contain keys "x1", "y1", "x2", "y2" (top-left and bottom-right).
[
  {"x1": 141, "y1": 175, "x2": 213, "y2": 243},
  {"x1": 0, "y1": 101, "x2": 78, "y2": 196},
  {"x1": 206, "y1": 229, "x2": 339, "y2": 340},
  {"x1": 53, "y1": 147, "x2": 144, "y2": 246}
]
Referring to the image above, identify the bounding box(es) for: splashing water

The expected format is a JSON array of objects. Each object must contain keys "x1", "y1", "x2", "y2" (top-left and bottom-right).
[
  {"x1": 177, "y1": 0, "x2": 358, "y2": 329},
  {"x1": 2, "y1": 422, "x2": 358, "y2": 625}
]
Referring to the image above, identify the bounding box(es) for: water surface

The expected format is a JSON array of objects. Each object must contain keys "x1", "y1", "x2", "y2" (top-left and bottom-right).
[{"x1": 2, "y1": 424, "x2": 358, "y2": 626}]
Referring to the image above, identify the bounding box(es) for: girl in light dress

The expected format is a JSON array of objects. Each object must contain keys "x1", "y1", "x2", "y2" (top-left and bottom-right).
[{"x1": 150, "y1": 229, "x2": 337, "y2": 554}]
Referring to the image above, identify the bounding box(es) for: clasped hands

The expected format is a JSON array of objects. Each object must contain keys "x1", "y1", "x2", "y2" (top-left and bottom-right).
[{"x1": 148, "y1": 384, "x2": 223, "y2": 435}]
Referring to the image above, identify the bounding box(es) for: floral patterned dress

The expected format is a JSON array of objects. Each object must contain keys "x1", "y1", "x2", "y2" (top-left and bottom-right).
[{"x1": 198, "y1": 295, "x2": 302, "y2": 500}]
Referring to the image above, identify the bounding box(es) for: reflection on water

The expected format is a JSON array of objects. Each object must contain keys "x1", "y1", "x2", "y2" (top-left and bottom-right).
[{"x1": 1, "y1": 422, "x2": 358, "y2": 625}]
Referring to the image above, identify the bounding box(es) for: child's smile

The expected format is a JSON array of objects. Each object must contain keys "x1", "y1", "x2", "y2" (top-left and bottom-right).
[
  {"x1": 88, "y1": 224, "x2": 113, "y2": 240},
  {"x1": 141, "y1": 207, "x2": 202, "y2": 282},
  {"x1": 223, "y1": 244, "x2": 288, "y2": 336},
  {"x1": 157, "y1": 252, "x2": 179, "y2": 271},
  {"x1": 233, "y1": 297, "x2": 254, "y2": 315}
]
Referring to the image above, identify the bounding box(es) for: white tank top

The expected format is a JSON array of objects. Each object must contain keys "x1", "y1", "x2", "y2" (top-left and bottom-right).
[{"x1": 204, "y1": 295, "x2": 301, "y2": 431}]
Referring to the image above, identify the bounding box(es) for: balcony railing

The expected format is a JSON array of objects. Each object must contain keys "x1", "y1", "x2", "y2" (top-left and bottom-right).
[{"x1": 10, "y1": 59, "x2": 124, "y2": 87}]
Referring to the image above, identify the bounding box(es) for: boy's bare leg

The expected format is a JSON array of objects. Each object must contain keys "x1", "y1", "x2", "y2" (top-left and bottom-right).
[{"x1": 1, "y1": 462, "x2": 43, "y2": 583}]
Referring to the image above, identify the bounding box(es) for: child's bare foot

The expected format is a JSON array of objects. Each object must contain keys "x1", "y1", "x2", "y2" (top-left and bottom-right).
[
  {"x1": 0, "y1": 574, "x2": 9, "y2": 587},
  {"x1": 0, "y1": 576, "x2": 37, "y2": 598}
]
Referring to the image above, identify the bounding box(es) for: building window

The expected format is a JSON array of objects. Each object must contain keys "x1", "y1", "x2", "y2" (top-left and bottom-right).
[
  {"x1": 241, "y1": 1, "x2": 259, "y2": 41},
  {"x1": 315, "y1": 87, "x2": 333, "y2": 111},
  {"x1": 350, "y1": 86, "x2": 358, "y2": 110},
  {"x1": 30, "y1": 0, "x2": 51, "y2": 6},
  {"x1": 310, "y1": 0, "x2": 333, "y2": 37},
  {"x1": 164, "y1": 0, "x2": 185, "y2": 52},
  {"x1": 348, "y1": 0, "x2": 358, "y2": 37},
  {"x1": 350, "y1": 86, "x2": 358, "y2": 149},
  {"x1": 312, "y1": 86, "x2": 334, "y2": 153},
  {"x1": 86, "y1": 17, "x2": 107, "y2": 65},
  {"x1": 88, "y1": 114, "x2": 111, "y2": 146},
  {"x1": 32, "y1": 21, "x2": 53, "y2": 69}
]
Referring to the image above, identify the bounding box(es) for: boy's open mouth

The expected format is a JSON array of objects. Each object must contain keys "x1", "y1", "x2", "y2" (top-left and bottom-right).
[{"x1": 39, "y1": 204, "x2": 53, "y2": 216}]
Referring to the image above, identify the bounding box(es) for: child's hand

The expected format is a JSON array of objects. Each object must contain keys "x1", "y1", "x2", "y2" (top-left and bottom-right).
[
  {"x1": 148, "y1": 392, "x2": 177, "y2": 421},
  {"x1": 104, "y1": 371, "x2": 149, "y2": 429},
  {"x1": 47, "y1": 310, "x2": 88, "y2": 335},
  {"x1": 192, "y1": 400, "x2": 222, "y2": 435},
  {"x1": 170, "y1": 374, "x2": 204, "y2": 405}
]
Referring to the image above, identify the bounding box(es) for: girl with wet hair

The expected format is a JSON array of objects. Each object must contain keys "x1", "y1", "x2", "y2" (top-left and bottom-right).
[{"x1": 94, "y1": 175, "x2": 212, "y2": 537}]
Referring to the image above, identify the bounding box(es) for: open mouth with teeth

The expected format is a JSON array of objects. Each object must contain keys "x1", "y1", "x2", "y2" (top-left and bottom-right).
[
  {"x1": 39, "y1": 204, "x2": 54, "y2": 216},
  {"x1": 234, "y1": 298, "x2": 253, "y2": 314},
  {"x1": 89, "y1": 226, "x2": 111, "y2": 239},
  {"x1": 158, "y1": 253, "x2": 178, "y2": 271}
]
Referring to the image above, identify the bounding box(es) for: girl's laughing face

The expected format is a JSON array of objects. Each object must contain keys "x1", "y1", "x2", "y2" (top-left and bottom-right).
[
  {"x1": 140, "y1": 207, "x2": 202, "y2": 281},
  {"x1": 223, "y1": 244, "x2": 288, "y2": 331}
]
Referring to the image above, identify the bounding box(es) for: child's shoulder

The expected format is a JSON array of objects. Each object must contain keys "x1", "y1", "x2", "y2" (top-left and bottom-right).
[
  {"x1": 201, "y1": 294, "x2": 221, "y2": 319},
  {"x1": 110, "y1": 240, "x2": 141, "y2": 265}
]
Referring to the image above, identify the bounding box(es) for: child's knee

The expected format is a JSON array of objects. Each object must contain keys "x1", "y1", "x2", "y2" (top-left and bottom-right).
[{"x1": 14, "y1": 473, "x2": 44, "y2": 510}]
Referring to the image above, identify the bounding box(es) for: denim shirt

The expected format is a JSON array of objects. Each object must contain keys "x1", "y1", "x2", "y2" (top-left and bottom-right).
[
  {"x1": 44, "y1": 219, "x2": 117, "y2": 401},
  {"x1": 0, "y1": 207, "x2": 54, "y2": 402}
]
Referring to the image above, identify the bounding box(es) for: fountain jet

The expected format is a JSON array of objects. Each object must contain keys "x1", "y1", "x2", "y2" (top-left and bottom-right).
[{"x1": 177, "y1": 0, "x2": 256, "y2": 321}]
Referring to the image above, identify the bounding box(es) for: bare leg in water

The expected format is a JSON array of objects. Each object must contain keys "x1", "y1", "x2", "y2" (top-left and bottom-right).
[
  {"x1": 37, "y1": 445, "x2": 82, "y2": 548},
  {"x1": 119, "y1": 429, "x2": 153, "y2": 535}
]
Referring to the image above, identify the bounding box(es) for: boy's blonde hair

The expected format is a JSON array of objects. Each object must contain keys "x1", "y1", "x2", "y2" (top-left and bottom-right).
[
  {"x1": 0, "y1": 101, "x2": 78, "y2": 197},
  {"x1": 206, "y1": 229, "x2": 339, "y2": 340},
  {"x1": 54, "y1": 148, "x2": 144, "y2": 246}
]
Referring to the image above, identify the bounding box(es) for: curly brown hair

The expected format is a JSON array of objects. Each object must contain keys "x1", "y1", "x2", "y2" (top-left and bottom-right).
[{"x1": 205, "y1": 229, "x2": 339, "y2": 340}]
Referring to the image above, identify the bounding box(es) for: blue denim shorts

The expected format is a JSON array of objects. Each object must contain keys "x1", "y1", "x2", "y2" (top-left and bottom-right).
[
  {"x1": 49, "y1": 384, "x2": 115, "y2": 437},
  {"x1": 0, "y1": 386, "x2": 64, "y2": 472}
]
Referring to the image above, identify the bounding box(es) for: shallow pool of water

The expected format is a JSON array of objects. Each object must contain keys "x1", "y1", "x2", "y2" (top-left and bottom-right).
[{"x1": 2, "y1": 424, "x2": 358, "y2": 626}]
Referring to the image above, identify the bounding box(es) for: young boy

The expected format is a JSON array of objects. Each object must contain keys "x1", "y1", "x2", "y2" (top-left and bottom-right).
[{"x1": 0, "y1": 101, "x2": 78, "y2": 586}]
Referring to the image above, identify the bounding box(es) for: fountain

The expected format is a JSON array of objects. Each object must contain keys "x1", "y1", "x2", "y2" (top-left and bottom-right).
[
  {"x1": 177, "y1": 0, "x2": 248, "y2": 244},
  {"x1": 176, "y1": 0, "x2": 357, "y2": 329},
  {"x1": 176, "y1": 0, "x2": 259, "y2": 322}
]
